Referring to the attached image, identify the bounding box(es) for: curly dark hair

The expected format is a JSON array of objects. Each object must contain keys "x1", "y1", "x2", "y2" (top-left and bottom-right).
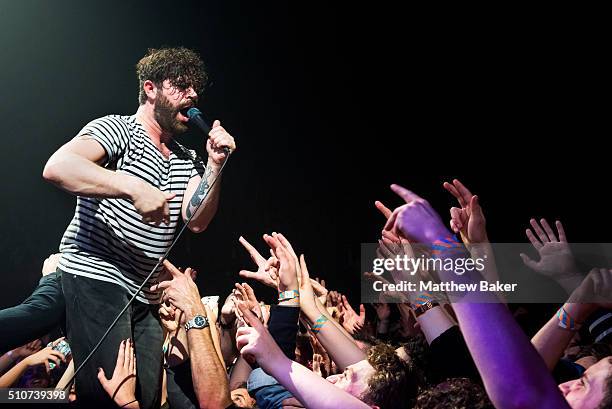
[
  {"x1": 360, "y1": 342, "x2": 423, "y2": 409},
  {"x1": 401, "y1": 334, "x2": 436, "y2": 387},
  {"x1": 414, "y1": 378, "x2": 493, "y2": 409},
  {"x1": 135, "y1": 47, "x2": 208, "y2": 104},
  {"x1": 576, "y1": 343, "x2": 612, "y2": 363}
]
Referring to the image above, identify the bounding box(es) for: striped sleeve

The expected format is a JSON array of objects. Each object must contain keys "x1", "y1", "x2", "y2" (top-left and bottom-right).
[{"x1": 75, "y1": 116, "x2": 130, "y2": 166}]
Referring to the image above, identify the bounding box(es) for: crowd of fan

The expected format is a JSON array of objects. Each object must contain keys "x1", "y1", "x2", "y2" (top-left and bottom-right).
[{"x1": 1, "y1": 179, "x2": 612, "y2": 409}]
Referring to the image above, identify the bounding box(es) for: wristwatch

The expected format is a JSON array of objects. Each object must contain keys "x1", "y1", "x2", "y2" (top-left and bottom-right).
[{"x1": 185, "y1": 315, "x2": 209, "y2": 331}]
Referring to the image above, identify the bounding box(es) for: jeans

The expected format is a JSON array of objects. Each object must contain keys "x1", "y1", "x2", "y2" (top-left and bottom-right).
[
  {"x1": 0, "y1": 271, "x2": 65, "y2": 354},
  {"x1": 62, "y1": 272, "x2": 163, "y2": 409},
  {"x1": 248, "y1": 368, "x2": 294, "y2": 409}
]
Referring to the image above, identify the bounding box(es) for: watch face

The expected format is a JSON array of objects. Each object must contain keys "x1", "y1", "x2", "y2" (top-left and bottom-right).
[{"x1": 194, "y1": 316, "x2": 206, "y2": 327}]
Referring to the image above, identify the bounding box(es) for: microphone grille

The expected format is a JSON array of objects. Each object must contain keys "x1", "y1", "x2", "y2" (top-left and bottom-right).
[{"x1": 185, "y1": 107, "x2": 202, "y2": 119}]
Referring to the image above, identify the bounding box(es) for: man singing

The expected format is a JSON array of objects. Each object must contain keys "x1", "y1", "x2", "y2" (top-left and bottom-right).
[{"x1": 43, "y1": 47, "x2": 236, "y2": 408}]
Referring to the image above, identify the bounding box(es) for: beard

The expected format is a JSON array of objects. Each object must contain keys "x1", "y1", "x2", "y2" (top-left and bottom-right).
[{"x1": 154, "y1": 93, "x2": 189, "y2": 135}]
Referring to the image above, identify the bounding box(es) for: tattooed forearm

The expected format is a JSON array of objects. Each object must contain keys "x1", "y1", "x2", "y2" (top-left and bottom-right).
[{"x1": 186, "y1": 165, "x2": 215, "y2": 219}]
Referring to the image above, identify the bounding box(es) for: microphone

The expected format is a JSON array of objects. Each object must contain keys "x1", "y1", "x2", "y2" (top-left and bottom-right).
[{"x1": 183, "y1": 107, "x2": 230, "y2": 154}]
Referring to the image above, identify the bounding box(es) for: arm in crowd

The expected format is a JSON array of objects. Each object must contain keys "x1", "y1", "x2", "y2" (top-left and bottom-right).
[
  {"x1": 229, "y1": 356, "x2": 252, "y2": 390},
  {"x1": 55, "y1": 359, "x2": 74, "y2": 391},
  {"x1": 238, "y1": 232, "x2": 366, "y2": 369},
  {"x1": 375, "y1": 200, "x2": 457, "y2": 344},
  {"x1": 386, "y1": 183, "x2": 571, "y2": 409},
  {"x1": 0, "y1": 340, "x2": 42, "y2": 374},
  {"x1": 152, "y1": 260, "x2": 231, "y2": 409},
  {"x1": 236, "y1": 303, "x2": 371, "y2": 409},
  {"x1": 532, "y1": 268, "x2": 612, "y2": 371},
  {"x1": 0, "y1": 338, "x2": 66, "y2": 388},
  {"x1": 266, "y1": 232, "x2": 368, "y2": 371},
  {"x1": 443, "y1": 179, "x2": 505, "y2": 302}
]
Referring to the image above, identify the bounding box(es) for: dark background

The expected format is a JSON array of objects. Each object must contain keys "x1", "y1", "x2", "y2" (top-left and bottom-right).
[{"x1": 0, "y1": 2, "x2": 608, "y2": 315}]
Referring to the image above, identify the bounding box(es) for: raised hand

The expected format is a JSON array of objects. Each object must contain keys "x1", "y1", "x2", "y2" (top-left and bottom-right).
[
  {"x1": 520, "y1": 218, "x2": 577, "y2": 279},
  {"x1": 156, "y1": 261, "x2": 196, "y2": 285},
  {"x1": 235, "y1": 302, "x2": 284, "y2": 369},
  {"x1": 22, "y1": 339, "x2": 66, "y2": 374},
  {"x1": 443, "y1": 179, "x2": 487, "y2": 244},
  {"x1": 374, "y1": 200, "x2": 393, "y2": 219},
  {"x1": 385, "y1": 184, "x2": 450, "y2": 243},
  {"x1": 234, "y1": 282, "x2": 263, "y2": 322},
  {"x1": 238, "y1": 236, "x2": 279, "y2": 289},
  {"x1": 159, "y1": 303, "x2": 181, "y2": 333},
  {"x1": 263, "y1": 233, "x2": 299, "y2": 292},
  {"x1": 376, "y1": 231, "x2": 418, "y2": 284},
  {"x1": 150, "y1": 260, "x2": 203, "y2": 320},
  {"x1": 310, "y1": 278, "x2": 328, "y2": 305},
  {"x1": 377, "y1": 231, "x2": 414, "y2": 259},
  {"x1": 325, "y1": 291, "x2": 342, "y2": 321},
  {"x1": 570, "y1": 268, "x2": 612, "y2": 307},
  {"x1": 308, "y1": 335, "x2": 331, "y2": 378},
  {"x1": 375, "y1": 200, "x2": 402, "y2": 242},
  {"x1": 340, "y1": 296, "x2": 366, "y2": 335},
  {"x1": 298, "y1": 255, "x2": 318, "y2": 317},
  {"x1": 97, "y1": 339, "x2": 138, "y2": 409},
  {"x1": 220, "y1": 292, "x2": 238, "y2": 328}
]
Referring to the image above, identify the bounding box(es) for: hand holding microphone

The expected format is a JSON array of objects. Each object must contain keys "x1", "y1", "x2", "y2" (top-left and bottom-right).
[{"x1": 183, "y1": 108, "x2": 236, "y2": 164}]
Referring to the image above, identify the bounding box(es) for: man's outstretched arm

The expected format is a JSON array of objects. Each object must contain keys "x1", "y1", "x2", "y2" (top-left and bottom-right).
[
  {"x1": 386, "y1": 184, "x2": 571, "y2": 409},
  {"x1": 44, "y1": 134, "x2": 175, "y2": 224},
  {"x1": 152, "y1": 260, "x2": 231, "y2": 409},
  {"x1": 43, "y1": 136, "x2": 131, "y2": 198}
]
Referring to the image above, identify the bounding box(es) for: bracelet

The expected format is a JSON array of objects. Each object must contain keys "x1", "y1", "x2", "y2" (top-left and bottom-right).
[
  {"x1": 412, "y1": 292, "x2": 435, "y2": 307},
  {"x1": 431, "y1": 235, "x2": 464, "y2": 257},
  {"x1": 311, "y1": 315, "x2": 329, "y2": 334},
  {"x1": 413, "y1": 301, "x2": 440, "y2": 317},
  {"x1": 557, "y1": 307, "x2": 582, "y2": 331},
  {"x1": 278, "y1": 290, "x2": 300, "y2": 302}
]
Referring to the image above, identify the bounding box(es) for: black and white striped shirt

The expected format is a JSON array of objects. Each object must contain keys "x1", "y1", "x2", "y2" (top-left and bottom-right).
[{"x1": 58, "y1": 115, "x2": 204, "y2": 303}]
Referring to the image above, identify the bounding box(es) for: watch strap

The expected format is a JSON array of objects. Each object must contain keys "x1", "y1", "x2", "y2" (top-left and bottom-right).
[{"x1": 185, "y1": 315, "x2": 209, "y2": 331}]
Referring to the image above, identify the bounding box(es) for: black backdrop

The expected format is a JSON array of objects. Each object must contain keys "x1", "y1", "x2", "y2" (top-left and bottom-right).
[{"x1": 1, "y1": 2, "x2": 609, "y2": 314}]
